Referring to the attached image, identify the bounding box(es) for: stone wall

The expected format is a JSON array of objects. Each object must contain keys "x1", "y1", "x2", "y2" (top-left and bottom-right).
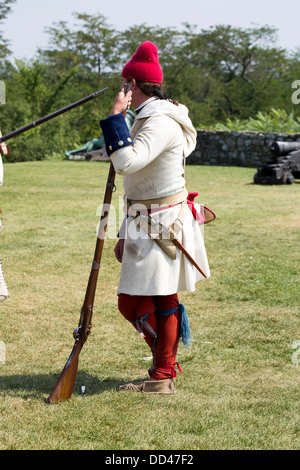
[{"x1": 188, "y1": 130, "x2": 300, "y2": 167}]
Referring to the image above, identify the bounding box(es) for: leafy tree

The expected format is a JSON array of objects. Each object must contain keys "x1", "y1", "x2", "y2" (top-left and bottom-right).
[
  {"x1": 0, "y1": 0, "x2": 15, "y2": 58},
  {"x1": 166, "y1": 24, "x2": 291, "y2": 126},
  {"x1": 215, "y1": 108, "x2": 300, "y2": 133},
  {"x1": 1, "y1": 14, "x2": 300, "y2": 161},
  {"x1": 43, "y1": 12, "x2": 120, "y2": 78}
]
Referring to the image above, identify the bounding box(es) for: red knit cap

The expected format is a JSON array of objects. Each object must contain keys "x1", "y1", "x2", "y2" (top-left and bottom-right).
[{"x1": 122, "y1": 41, "x2": 163, "y2": 83}]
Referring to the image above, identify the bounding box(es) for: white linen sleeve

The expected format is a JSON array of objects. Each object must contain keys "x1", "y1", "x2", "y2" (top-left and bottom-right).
[{"x1": 110, "y1": 115, "x2": 180, "y2": 175}]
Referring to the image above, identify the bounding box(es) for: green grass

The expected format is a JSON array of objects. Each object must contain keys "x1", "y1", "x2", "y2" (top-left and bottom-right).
[{"x1": 0, "y1": 161, "x2": 299, "y2": 450}]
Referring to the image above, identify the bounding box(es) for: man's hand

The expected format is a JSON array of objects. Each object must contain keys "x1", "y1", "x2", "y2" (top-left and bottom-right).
[
  {"x1": 114, "y1": 238, "x2": 125, "y2": 263},
  {"x1": 110, "y1": 90, "x2": 132, "y2": 116}
]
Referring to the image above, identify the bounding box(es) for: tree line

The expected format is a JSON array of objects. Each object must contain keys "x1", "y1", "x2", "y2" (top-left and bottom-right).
[{"x1": 1, "y1": 1, "x2": 300, "y2": 161}]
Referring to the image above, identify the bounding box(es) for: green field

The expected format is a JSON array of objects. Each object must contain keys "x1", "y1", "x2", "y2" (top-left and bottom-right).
[{"x1": 0, "y1": 161, "x2": 299, "y2": 450}]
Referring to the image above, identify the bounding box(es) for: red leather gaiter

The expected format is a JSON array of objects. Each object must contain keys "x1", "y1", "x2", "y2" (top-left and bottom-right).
[
  {"x1": 150, "y1": 294, "x2": 181, "y2": 380},
  {"x1": 118, "y1": 293, "x2": 182, "y2": 380}
]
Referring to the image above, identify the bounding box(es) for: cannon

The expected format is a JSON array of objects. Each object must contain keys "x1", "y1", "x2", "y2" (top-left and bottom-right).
[{"x1": 254, "y1": 141, "x2": 300, "y2": 184}]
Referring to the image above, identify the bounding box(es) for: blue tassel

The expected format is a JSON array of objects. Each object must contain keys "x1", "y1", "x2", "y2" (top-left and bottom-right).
[
  {"x1": 156, "y1": 304, "x2": 193, "y2": 348},
  {"x1": 179, "y1": 303, "x2": 192, "y2": 348}
]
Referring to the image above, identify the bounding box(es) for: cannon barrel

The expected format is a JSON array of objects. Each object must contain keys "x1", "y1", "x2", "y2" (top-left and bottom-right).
[{"x1": 270, "y1": 141, "x2": 300, "y2": 156}]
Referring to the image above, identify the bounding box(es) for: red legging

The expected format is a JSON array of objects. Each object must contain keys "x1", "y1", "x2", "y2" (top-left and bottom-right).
[{"x1": 118, "y1": 293, "x2": 181, "y2": 380}]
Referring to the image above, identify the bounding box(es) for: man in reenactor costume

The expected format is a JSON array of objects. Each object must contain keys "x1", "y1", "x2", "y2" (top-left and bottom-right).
[
  {"x1": 0, "y1": 131, "x2": 9, "y2": 302},
  {"x1": 100, "y1": 42, "x2": 211, "y2": 394}
]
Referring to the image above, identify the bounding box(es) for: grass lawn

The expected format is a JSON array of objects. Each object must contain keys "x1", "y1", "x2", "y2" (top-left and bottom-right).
[{"x1": 0, "y1": 160, "x2": 299, "y2": 450}]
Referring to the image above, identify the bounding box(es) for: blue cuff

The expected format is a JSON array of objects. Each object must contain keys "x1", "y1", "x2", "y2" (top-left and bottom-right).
[{"x1": 100, "y1": 113, "x2": 133, "y2": 157}]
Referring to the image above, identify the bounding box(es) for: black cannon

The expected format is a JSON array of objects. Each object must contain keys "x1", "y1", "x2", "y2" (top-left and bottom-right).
[{"x1": 254, "y1": 141, "x2": 300, "y2": 184}]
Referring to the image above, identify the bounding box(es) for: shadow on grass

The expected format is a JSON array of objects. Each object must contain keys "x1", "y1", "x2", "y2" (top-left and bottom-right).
[
  {"x1": 0, "y1": 371, "x2": 131, "y2": 401},
  {"x1": 247, "y1": 180, "x2": 300, "y2": 185}
]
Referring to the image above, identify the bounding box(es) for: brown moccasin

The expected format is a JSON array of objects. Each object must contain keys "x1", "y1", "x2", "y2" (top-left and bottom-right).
[
  {"x1": 119, "y1": 378, "x2": 175, "y2": 394},
  {"x1": 118, "y1": 381, "x2": 144, "y2": 392}
]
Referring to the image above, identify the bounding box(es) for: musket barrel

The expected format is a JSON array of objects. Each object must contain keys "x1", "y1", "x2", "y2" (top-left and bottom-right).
[{"x1": 0, "y1": 87, "x2": 108, "y2": 143}]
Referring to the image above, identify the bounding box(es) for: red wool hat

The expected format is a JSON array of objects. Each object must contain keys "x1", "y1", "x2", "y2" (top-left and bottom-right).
[{"x1": 122, "y1": 41, "x2": 163, "y2": 83}]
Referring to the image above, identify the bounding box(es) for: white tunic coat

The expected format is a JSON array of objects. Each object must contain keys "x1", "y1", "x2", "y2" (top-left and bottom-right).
[{"x1": 110, "y1": 98, "x2": 210, "y2": 296}]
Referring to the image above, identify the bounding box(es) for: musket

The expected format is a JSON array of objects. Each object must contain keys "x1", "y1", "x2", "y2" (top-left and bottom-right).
[
  {"x1": 0, "y1": 87, "x2": 109, "y2": 143},
  {"x1": 47, "y1": 162, "x2": 116, "y2": 403},
  {"x1": 47, "y1": 87, "x2": 132, "y2": 403}
]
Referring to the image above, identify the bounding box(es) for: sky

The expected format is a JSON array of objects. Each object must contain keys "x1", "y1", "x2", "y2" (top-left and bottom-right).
[{"x1": 1, "y1": 0, "x2": 300, "y2": 60}]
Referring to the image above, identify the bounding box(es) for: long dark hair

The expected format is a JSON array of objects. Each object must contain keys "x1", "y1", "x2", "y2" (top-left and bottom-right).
[{"x1": 135, "y1": 80, "x2": 179, "y2": 106}]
